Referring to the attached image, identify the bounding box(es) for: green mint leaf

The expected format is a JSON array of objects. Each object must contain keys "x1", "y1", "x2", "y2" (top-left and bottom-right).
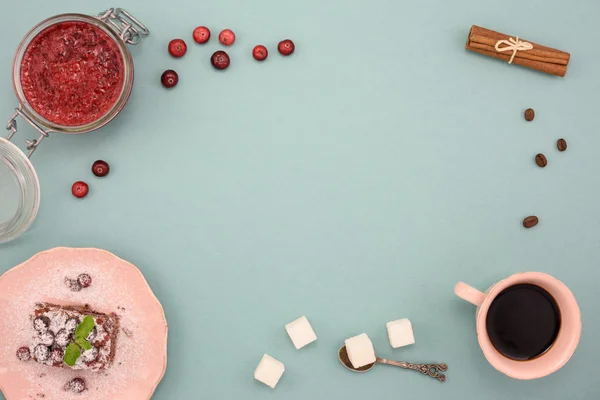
[
  {"x1": 64, "y1": 343, "x2": 81, "y2": 366},
  {"x1": 75, "y1": 315, "x2": 95, "y2": 340},
  {"x1": 75, "y1": 337, "x2": 93, "y2": 351}
]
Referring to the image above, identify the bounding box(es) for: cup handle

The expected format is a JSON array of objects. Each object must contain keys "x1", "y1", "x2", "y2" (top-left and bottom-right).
[{"x1": 454, "y1": 282, "x2": 485, "y2": 307}]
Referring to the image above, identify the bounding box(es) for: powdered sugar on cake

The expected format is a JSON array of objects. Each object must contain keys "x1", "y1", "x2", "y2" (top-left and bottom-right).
[{"x1": 0, "y1": 248, "x2": 168, "y2": 400}]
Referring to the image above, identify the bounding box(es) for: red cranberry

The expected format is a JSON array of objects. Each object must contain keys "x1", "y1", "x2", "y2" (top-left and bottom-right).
[
  {"x1": 55, "y1": 329, "x2": 73, "y2": 347},
  {"x1": 218, "y1": 29, "x2": 235, "y2": 46},
  {"x1": 77, "y1": 273, "x2": 92, "y2": 288},
  {"x1": 33, "y1": 316, "x2": 51, "y2": 334},
  {"x1": 168, "y1": 39, "x2": 187, "y2": 57},
  {"x1": 278, "y1": 39, "x2": 295, "y2": 56},
  {"x1": 252, "y1": 45, "x2": 268, "y2": 61},
  {"x1": 193, "y1": 26, "x2": 211, "y2": 44},
  {"x1": 65, "y1": 378, "x2": 86, "y2": 393},
  {"x1": 16, "y1": 347, "x2": 31, "y2": 361},
  {"x1": 33, "y1": 344, "x2": 50, "y2": 362},
  {"x1": 39, "y1": 331, "x2": 55, "y2": 346},
  {"x1": 81, "y1": 346, "x2": 99, "y2": 363},
  {"x1": 161, "y1": 70, "x2": 179, "y2": 88},
  {"x1": 71, "y1": 181, "x2": 89, "y2": 198},
  {"x1": 211, "y1": 51, "x2": 230, "y2": 70},
  {"x1": 65, "y1": 277, "x2": 82, "y2": 292},
  {"x1": 50, "y1": 348, "x2": 64, "y2": 364},
  {"x1": 92, "y1": 160, "x2": 109, "y2": 177}
]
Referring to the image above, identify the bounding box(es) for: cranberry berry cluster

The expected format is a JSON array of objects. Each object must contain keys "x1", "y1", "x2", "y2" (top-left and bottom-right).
[
  {"x1": 65, "y1": 273, "x2": 93, "y2": 292},
  {"x1": 65, "y1": 377, "x2": 87, "y2": 394},
  {"x1": 71, "y1": 160, "x2": 110, "y2": 199},
  {"x1": 161, "y1": 27, "x2": 295, "y2": 88},
  {"x1": 17, "y1": 315, "x2": 98, "y2": 366}
]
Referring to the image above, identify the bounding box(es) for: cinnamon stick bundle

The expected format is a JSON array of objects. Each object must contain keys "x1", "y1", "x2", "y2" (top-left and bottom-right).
[{"x1": 466, "y1": 25, "x2": 570, "y2": 77}]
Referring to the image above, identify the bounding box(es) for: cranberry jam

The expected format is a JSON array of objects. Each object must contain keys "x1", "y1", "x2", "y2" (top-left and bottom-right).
[{"x1": 20, "y1": 21, "x2": 125, "y2": 126}]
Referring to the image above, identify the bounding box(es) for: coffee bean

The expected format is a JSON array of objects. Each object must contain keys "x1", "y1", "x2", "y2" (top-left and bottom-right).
[
  {"x1": 557, "y1": 138, "x2": 567, "y2": 152},
  {"x1": 535, "y1": 153, "x2": 547, "y2": 168},
  {"x1": 523, "y1": 216, "x2": 539, "y2": 228},
  {"x1": 524, "y1": 108, "x2": 535, "y2": 121}
]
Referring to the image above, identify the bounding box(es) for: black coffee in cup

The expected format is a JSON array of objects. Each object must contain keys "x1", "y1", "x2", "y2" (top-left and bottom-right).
[{"x1": 486, "y1": 284, "x2": 561, "y2": 361}]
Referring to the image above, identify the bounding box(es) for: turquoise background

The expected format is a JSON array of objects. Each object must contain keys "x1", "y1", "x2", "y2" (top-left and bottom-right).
[{"x1": 1, "y1": 0, "x2": 599, "y2": 399}]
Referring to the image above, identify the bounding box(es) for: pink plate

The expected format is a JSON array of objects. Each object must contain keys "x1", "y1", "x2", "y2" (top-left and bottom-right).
[{"x1": 0, "y1": 247, "x2": 168, "y2": 399}]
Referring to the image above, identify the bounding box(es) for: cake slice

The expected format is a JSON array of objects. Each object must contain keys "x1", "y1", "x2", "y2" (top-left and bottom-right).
[{"x1": 29, "y1": 302, "x2": 119, "y2": 371}]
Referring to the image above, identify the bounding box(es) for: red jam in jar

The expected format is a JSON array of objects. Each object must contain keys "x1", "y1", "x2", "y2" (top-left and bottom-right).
[{"x1": 20, "y1": 21, "x2": 125, "y2": 126}]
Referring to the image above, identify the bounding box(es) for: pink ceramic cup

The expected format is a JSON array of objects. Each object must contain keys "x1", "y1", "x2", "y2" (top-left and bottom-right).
[{"x1": 455, "y1": 272, "x2": 581, "y2": 380}]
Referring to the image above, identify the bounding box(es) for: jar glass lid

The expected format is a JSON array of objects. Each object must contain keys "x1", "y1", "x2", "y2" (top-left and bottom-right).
[{"x1": 0, "y1": 137, "x2": 40, "y2": 243}]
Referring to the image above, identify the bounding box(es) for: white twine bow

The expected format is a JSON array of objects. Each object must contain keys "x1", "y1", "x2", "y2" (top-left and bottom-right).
[{"x1": 494, "y1": 36, "x2": 533, "y2": 64}]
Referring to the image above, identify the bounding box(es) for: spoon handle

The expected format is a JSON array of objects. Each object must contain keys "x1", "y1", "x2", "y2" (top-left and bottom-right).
[{"x1": 376, "y1": 358, "x2": 448, "y2": 382}]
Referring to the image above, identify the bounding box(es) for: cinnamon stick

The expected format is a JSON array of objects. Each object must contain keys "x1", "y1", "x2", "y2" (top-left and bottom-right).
[{"x1": 466, "y1": 25, "x2": 570, "y2": 77}]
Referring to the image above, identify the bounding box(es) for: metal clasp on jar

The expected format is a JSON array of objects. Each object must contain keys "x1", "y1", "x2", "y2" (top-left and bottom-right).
[
  {"x1": 98, "y1": 8, "x2": 149, "y2": 45},
  {"x1": 6, "y1": 106, "x2": 50, "y2": 158}
]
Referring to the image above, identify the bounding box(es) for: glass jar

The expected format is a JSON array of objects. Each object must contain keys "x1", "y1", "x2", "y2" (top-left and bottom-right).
[{"x1": 0, "y1": 8, "x2": 148, "y2": 243}]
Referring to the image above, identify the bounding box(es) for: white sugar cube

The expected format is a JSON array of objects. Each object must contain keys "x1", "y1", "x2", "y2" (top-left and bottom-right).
[
  {"x1": 254, "y1": 354, "x2": 285, "y2": 389},
  {"x1": 285, "y1": 316, "x2": 317, "y2": 349},
  {"x1": 386, "y1": 318, "x2": 415, "y2": 348},
  {"x1": 344, "y1": 333, "x2": 376, "y2": 368}
]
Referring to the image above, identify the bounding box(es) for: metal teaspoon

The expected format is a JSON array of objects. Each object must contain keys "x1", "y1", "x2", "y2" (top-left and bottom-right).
[{"x1": 338, "y1": 345, "x2": 448, "y2": 382}]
